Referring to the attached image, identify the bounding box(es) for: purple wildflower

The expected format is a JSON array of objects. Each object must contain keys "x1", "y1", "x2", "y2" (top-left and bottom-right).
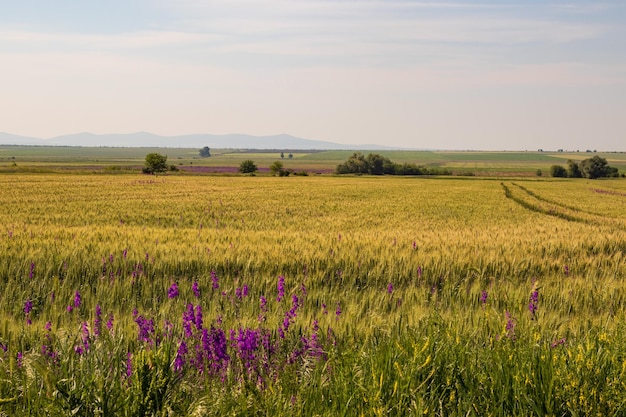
[
  {"x1": 182, "y1": 304, "x2": 195, "y2": 338},
  {"x1": 134, "y1": 314, "x2": 155, "y2": 344},
  {"x1": 242, "y1": 284, "x2": 249, "y2": 297},
  {"x1": 335, "y1": 303, "x2": 341, "y2": 320},
  {"x1": 73, "y1": 291, "x2": 81, "y2": 308},
  {"x1": 551, "y1": 338, "x2": 566, "y2": 348},
  {"x1": 45, "y1": 321, "x2": 52, "y2": 331},
  {"x1": 174, "y1": 341, "x2": 188, "y2": 372},
  {"x1": 106, "y1": 314, "x2": 114, "y2": 331},
  {"x1": 29, "y1": 262, "x2": 35, "y2": 279},
  {"x1": 505, "y1": 311, "x2": 516, "y2": 340},
  {"x1": 17, "y1": 352, "x2": 23, "y2": 367},
  {"x1": 387, "y1": 283, "x2": 393, "y2": 294},
  {"x1": 168, "y1": 282, "x2": 179, "y2": 299},
  {"x1": 192, "y1": 281, "x2": 201, "y2": 298},
  {"x1": 564, "y1": 265, "x2": 569, "y2": 276},
  {"x1": 66, "y1": 305, "x2": 73, "y2": 313},
  {"x1": 125, "y1": 352, "x2": 132, "y2": 379},
  {"x1": 195, "y1": 305, "x2": 203, "y2": 330},
  {"x1": 412, "y1": 240, "x2": 417, "y2": 250},
  {"x1": 94, "y1": 304, "x2": 102, "y2": 337},
  {"x1": 123, "y1": 248, "x2": 128, "y2": 259},
  {"x1": 277, "y1": 275, "x2": 285, "y2": 302},
  {"x1": 529, "y1": 289, "x2": 539, "y2": 318},
  {"x1": 480, "y1": 290, "x2": 488, "y2": 305},
  {"x1": 24, "y1": 299, "x2": 33, "y2": 314},
  {"x1": 417, "y1": 266, "x2": 422, "y2": 279},
  {"x1": 211, "y1": 270, "x2": 219, "y2": 289},
  {"x1": 260, "y1": 295, "x2": 267, "y2": 312}
]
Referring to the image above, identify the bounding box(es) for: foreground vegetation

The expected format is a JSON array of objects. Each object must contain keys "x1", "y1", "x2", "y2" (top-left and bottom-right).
[{"x1": 0, "y1": 174, "x2": 625, "y2": 415}]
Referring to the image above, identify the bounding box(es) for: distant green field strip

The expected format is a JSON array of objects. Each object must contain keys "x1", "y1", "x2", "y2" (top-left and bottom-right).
[{"x1": 436, "y1": 152, "x2": 563, "y2": 162}]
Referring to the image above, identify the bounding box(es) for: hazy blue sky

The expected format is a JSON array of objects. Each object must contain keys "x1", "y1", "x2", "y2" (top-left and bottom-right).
[{"x1": 1, "y1": 1, "x2": 625, "y2": 150}]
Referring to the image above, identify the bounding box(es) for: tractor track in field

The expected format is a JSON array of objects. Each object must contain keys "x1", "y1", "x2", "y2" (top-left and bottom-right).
[{"x1": 501, "y1": 182, "x2": 626, "y2": 231}]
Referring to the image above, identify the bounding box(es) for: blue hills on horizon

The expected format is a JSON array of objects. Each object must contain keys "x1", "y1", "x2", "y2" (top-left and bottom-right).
[{"x1": 0, "y1": 131, "x2": 409, "y2": 151}]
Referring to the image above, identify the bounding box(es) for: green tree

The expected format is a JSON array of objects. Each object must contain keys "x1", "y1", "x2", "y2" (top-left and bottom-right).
[
  {"x1": 239, "y1": 160, "x2": 258, "y2": 174},
  {"x1": 579, "y1": 156, "x2": 618, "y2": 179},
  {"x1": 270, "y1": 161, "x2": 285, "y2": 176},
  {"x1": 550, "y1": 165, "x2": 567, "y2": 178},
  {"x1": 199, "y1": 147, "x2": 211, "y2": 157},
  {"x1": 567, "y1": 160, "x2": 582, "y2": 178},
  {"x1": 336, "y1": 152, "x2": 369, "y2": 174},
  {"x1": 144, "y1": 153, "x2": 168, "y2": 174}
]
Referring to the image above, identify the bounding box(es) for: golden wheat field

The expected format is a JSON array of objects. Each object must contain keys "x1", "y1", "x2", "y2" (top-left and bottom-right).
[{"x1": 1, "y1": 173, "x2": 625, "y2": 415}]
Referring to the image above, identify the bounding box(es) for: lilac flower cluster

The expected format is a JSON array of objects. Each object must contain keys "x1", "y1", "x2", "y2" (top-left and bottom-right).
[
  {"x1": 24, "y1": 299, "x2": 33, "y2": 325},
  {"x1": 168, "y1": 282, "x2": 179, "y2": 299},
  {"x1": 133, "y1": 310, "x2": 155, "y2": 345}
]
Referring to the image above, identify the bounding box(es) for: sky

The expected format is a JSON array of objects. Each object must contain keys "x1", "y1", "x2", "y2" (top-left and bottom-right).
[{"x1": 1, "y1": 0, "x2": 625, "y2": 150}]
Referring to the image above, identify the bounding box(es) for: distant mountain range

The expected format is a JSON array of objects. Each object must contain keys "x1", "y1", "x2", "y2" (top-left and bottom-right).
[{"x1": 0, "y1": 132, "x2": 407, "y2": 151}]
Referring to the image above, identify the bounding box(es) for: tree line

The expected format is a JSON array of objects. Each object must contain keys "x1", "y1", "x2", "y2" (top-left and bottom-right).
[{"x1": 335, "y1": 152, "x2": 451, "y2": 176}]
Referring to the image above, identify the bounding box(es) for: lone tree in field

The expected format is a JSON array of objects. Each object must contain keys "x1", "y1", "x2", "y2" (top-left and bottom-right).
[
  {"x1": 144, "y1": 153, "x2": 168, "y2": 174},
  {"x1": 239, "y1": 160, "x2": 258, "y2": 174},
  {"x1": 199, "y1": 147, "x2": 211, "y2": 158}
]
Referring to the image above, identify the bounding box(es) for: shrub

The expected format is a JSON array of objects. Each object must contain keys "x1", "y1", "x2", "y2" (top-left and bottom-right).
[
  {"x1": 550, "y1": 165, "x2": 567, "y2": 178},
  {"x1": 239, "y1": 160, "x2": 258, "y2": 174}
]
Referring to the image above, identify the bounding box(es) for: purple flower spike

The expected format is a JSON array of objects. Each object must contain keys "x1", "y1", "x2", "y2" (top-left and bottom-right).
[
  {"x1": 211, "y1": 271, "x2": 219, "y2": 289},
  {"x1": 106, "y1": 314, "x2": 114, "y2": 331},
  {"x1": 24, "y1": 299, "x2": 33, "y2": 314},
  {"x1": 73, "y1": 291, "x2": 81, "y2": 308},
  {"x1": 94, "y1": 304, "x2": 102, "y2": 337},
  {"x1": 174, "y1": 341, "x2": 188, "y2": 371},
  {"x1": 335, "y1": 303, "x2": 341, "y2": 320},
  {"x1": 529, "y1": 289, "x2": 539, "y2": 318},
  {"x1": 125, "y1": 352, "x2": 132, "y2": 379},
  {"x1": 168, "y1": 282, "x2": 179, "y2": 299},
  {"x1": 17, "y1": 352, "x2": 23, "y2": 367},
  {"x1": 192, "y1": 281, "x2": 201, "y2": 298},
  {"x1": 480, "y1": 291, "x2": 488, "y2": 305},
  {"x1": 277, "y1": 275, "x2": 285, "y2": 302},
  {"x1": 387, "y1": 283, "x2": 393, "y2": 294}
]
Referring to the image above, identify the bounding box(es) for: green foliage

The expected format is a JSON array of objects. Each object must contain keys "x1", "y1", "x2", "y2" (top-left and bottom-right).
[
  {"x1": 238, "y1": 159, "x2": 258, "y2": 174},
  {"x1": 270, "y1": 160, "x2": 285, "y2": 176},
  {"x1": 579, "y1": 156, "x2": 619, "y2": 179},
  {"x1": 336, "y1": 152, "x2": 452, "y2": 176},
  {"x1": 567, "y1": 159, "x2": 583, "y2": 178},
  {"x1": 550, "y1": 165, "x2": 567, "y2": 177},
  {"x1": 144, "y1": 153, "x2": 168, "y2": 174},
  {"x1": 199, "y1": 147, "x2": 211, "y2": 158}
]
